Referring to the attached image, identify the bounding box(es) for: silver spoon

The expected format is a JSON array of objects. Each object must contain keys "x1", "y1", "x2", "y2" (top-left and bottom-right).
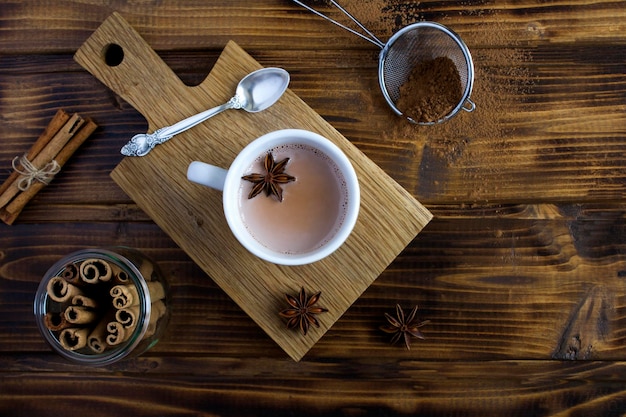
[{"x1": 121, "y1": 67, "x2": 290, "y2": 157}]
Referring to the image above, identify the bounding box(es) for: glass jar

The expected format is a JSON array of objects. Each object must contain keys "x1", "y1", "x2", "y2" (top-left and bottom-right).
[{"x1": 34, "y1": 247, "x2": 170, "y2": 366}]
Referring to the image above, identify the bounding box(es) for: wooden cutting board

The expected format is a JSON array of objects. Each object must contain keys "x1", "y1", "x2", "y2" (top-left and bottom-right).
[{"x1": 75, "y1": 12, "x2": 432, "y2": 361}]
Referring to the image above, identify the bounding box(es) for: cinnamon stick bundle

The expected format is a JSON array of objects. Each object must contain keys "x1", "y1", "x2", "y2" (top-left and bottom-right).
[
  {"x1": 44, "y1": 256, "x2": 168, "y2": 355},
  {"x1": 0, "y1": 109, "x2": 97, "y2": 225}
]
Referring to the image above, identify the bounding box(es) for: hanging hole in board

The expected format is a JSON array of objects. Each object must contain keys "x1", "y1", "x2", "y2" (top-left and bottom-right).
[{"x1": 103, "y1": 43, "x2": 124, "y2": 67}]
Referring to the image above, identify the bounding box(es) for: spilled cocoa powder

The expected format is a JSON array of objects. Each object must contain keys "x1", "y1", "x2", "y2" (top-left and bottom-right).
[
  {"x1": 295, "y1": 1, "x2": 534, "y2": 201},
  {"x1": 323, "y1": 1, "x2": 534, "y2": 202},
  {"x1": 396, "y1": 56, "x2": 463, "y2": 123}
]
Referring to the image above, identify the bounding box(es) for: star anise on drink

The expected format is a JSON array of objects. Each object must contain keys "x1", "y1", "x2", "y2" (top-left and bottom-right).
[
  {"x1": 380, "y1": 304, "x2": 430, "y2": 350},
  {"x1": 279, "y1": 287, "x2": 328, "y2": 335},
  {"x1": 242, "y1": 151, "x2": 295, "y2": 202}
]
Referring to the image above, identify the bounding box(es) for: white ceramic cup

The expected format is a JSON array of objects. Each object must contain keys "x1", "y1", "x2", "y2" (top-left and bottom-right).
[{"x1": 187, "y1": 129, "x2": 360, "y2": 265}]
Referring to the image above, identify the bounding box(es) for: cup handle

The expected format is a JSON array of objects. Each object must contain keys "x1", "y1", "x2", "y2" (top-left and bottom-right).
[{"x1": 187, "y1": 161, "x2": 228, "y2": 191}]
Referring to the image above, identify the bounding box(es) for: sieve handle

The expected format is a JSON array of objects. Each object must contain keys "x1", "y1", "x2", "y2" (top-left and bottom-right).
[
  {"x1": 291, "y1": 0, "x2": 386, "y2": 49},
  {"x1": 462, "y1": 98, "x2": 476, "y2": 113}
]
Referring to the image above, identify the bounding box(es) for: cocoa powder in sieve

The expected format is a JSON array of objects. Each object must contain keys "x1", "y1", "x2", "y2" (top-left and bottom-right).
[{"x1": 396, "y1": 56, "x2": 463, "y2": 123}]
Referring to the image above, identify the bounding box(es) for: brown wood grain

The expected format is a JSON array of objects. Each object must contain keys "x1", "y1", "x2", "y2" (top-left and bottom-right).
[
  {"x1": 1, "y1": 0, "x2": 626, "y2": 415},
  {"x1": 2, "y1": 357, "x2": 626, "y2": 416},
  {"x1": 2, "y1": 45, "x2": 624, "y2": 205},
  {"x1": 3, "y1": 214, "x2": 626, "y2": 359},
  {"x1": 1, "y1": 0, "x2": 625, "y2": 53}
]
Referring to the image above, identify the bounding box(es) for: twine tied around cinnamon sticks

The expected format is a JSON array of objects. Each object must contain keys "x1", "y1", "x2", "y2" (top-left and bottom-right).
[
  {"x1": 12, "y1": 154, "x2": 61, "y2": 191},
  {"x1": 0, "y1": 109, "x2": 97, "y2": 225}
]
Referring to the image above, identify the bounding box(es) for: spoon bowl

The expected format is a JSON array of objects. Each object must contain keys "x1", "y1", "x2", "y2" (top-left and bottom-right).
[
  {"x1": 121, "y1": 67, "x2": 290, "y2": 157},
  {"x1": 237, "y1": 68, "x2": 292, "y2": 113}
]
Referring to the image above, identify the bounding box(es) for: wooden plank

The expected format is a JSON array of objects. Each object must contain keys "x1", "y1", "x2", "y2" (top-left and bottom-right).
[
  {"x1": 1, "y1": 42, "x2": 625, "y2": 206},
  {"x1": 2, "y1": 214, "x2": 626, "y2": 360},
  {"x1": 2, "y1": 359, "x2": 626, "y2": 416},
  {"x1": 0, "y1": 0, "x2": 625, "y2": 53}
]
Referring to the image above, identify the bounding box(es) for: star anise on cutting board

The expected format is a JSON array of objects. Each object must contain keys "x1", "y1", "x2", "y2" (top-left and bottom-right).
[
  {"x1": 242, "y1": 151, "x2": 295, "y2": 201},
  {"x1": 279, "y1": 287, "x2": 328, "y2": 335},
  {"x1": 380, "y1": 304, "x2": 430, "y2": 350}
]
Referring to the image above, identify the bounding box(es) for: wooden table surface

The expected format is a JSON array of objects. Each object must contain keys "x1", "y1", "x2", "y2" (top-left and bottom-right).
[{"x1": 1, "y1": 1, "x2": 625, "y2": 415}]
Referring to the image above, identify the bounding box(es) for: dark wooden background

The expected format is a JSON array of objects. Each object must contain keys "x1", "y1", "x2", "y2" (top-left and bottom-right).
[{"x1": 1, "y1": 1, "x2": 626, "y2": 415}]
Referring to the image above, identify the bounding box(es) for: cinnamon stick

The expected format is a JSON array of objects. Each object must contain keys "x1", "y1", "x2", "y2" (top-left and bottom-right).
[
  {"x1": 71, "y1": 294, "x2": 98, "y2": 309},
  {"x1": 87, "y1": 316, "x2": 110, "y2": 354},
  {"x1": 0, "y1": 117, "x2": 97, "y2": 225},
  {"x1": 139, "y1": 261, "x2": 154, "y2": 281},
  {"x1": 79, "y1": 257, "x2": 113, "y2": 284},
  {"x1": 44, "y1": 312, "x2": 73, "y2": 331},
  {"x1": 114, "y1": 305, "x2": 140, "y2": 330},
  {"x1": 110, "y1": 264, "x2": 130, "y2": 284},
  {"x1": 110, "y1": 281, "x2": 165, "y2": 309},
  {"x1": 59, "y1": 327, "x2": 90, "y2": 351},
  {"x1": 145, "y1": 300, "x2": 167, "y2": 338},
  {"x1": 147, "y1": 281, "x2": 165, "y2": 302},
  {"x1": 110, "y1": 284, "x2": 139, "y2": 309},
  {"x1": 113, "y1": 270, "x2": 130, "y2": 284},
  {"x1": 46, "y1": 277, "x2": 84, "y2": 303},
  {"x1": 0, "y1": 109, "x2": 70, "y2": 198},
  {"x1": 105, "y1": 321, "x2": 127, "y2": 346},
  {"x1": 61, "y1": 262, "x2": 81, "y2": 285},
  {"x1": 64, "y1": 305, "x2": 98, "y2": 325}
]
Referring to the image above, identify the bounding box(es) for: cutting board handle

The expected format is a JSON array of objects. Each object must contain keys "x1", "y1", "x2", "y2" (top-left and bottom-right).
[{"x1": 74, "y1": 12, "x2": 187, "y2": 128}]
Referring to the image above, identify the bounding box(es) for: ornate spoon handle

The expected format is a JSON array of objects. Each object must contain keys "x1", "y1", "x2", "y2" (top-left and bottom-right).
[
  {"x1": 155, "y1": 97, "x2": 241, "y2": 141},
  {"x1": 120, "y1": 97, "x2": 241, "y2": 157}
]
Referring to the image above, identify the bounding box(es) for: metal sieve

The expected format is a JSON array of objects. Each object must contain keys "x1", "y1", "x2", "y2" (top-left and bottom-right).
[{"x1": 292, "y1": 0, "x2": 476, "y2": 125}]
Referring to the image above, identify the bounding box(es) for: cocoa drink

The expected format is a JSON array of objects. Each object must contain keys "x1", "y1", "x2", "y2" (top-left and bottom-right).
[{"x1": 239, "y1": 144, "x2": 349, "y2": 254}]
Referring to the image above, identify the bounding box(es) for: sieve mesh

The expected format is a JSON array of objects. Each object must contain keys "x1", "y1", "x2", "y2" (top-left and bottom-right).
[{"x1": 379, "y1": 22, "x2": 474, "y2": 122}]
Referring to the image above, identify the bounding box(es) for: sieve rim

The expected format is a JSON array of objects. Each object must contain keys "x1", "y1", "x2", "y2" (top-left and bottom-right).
[{"x1": 378, "y1": 21, "x2": 475, "y2": 125}]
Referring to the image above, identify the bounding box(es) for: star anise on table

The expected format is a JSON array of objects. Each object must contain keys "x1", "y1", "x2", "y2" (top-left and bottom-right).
[
  {"x1": 242, "y1": 151, "x2": 295, "y2": 202},
  {"x1": 279, "y1": 287, "x2": 328, "y2": 335},
  {"x1": 380, "y1": 304, "x2": 430, "y2": 350}
]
